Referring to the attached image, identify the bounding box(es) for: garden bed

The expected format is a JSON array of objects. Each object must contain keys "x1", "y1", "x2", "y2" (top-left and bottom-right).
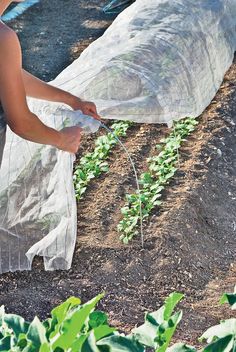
[{"x1": 0, "y1": 0, "x2": 235, "y2": 347}]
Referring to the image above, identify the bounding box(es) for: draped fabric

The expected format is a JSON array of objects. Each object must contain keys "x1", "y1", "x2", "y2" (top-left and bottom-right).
[
  {"x1": 0, "y1": 108, "x2": 6, "y2": 169},
  {"x1": 0, "y1": 0, "x2": 235, "y2": 273}
]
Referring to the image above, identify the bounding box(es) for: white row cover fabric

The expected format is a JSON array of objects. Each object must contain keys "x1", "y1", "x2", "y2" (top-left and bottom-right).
[
  {"x1": 55, "y1": 0, "x2": 236, "y2": 126},
  {"x1": 0, "y1": 0, "x2": 235, "y2": 273}
]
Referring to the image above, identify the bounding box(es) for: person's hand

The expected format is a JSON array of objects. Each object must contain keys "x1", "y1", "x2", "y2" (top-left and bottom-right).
[
  {"x1": 69, "y1": 96, "x2": 101, "y2": 121},
  {"x1": 79, "y1": 100, "x2": 101, "y2": 121},
  {"x1": 58, "y1": 126, "x2": 82, "y2": 154}
]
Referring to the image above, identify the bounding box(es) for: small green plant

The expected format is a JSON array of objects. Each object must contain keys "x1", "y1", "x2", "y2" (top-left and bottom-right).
[
  {"x1": 118, "y1": 117, "x2": 198, "y2": 244},
  {"x1": 73, "y1": 120, "x2": 132, "y2": 200},
  {"x1": 0, "y1": 286, "x2": 236, "y2": 351}
]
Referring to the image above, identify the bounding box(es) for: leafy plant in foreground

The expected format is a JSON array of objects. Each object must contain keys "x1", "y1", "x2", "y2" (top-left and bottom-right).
[
  {"x1": 0, "y1": 292, "x2": 183, "y2": 352},
  {"x1": 0, "y1": 286, "x2": 236, "y2": 351},
  {"x1": 73, "y1": 120, "x2": 132, "y2": 200},
  {"x1": 118, "y1": 117, "x2": 198, "y2": 243}
]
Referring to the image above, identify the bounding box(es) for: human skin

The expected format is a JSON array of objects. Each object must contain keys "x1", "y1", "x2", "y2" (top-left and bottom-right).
[{"x1": 0, "y1": 0, "x2": 101, "y2": 153}]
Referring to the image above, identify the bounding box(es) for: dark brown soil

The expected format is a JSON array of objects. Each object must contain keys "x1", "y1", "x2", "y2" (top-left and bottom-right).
[
  {"x1": 12, "y1": 0, "x2": 116, "y2": 81},
  {"x1": 0, "y1": 0, "x2": 236, "y2": 348}
]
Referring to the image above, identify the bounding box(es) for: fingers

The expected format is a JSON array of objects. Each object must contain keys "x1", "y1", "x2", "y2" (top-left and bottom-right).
[
  {"x1": 84, "y1": 108, "x2": 101, "y2": 120},
  {"x1": 88, "y1": 105, "x2": 102, "y2": 120},
  {"x1": 90, "y1": 112, "x2": 102, "y2": 120}
]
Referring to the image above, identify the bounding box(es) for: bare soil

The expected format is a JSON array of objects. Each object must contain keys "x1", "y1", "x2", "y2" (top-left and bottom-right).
[{"x1": 0, "y1": 0, "x2": 236, "y2": 347}]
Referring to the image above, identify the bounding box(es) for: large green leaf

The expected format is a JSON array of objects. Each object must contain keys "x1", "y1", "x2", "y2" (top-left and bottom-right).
[
  {"x1": 70, "y1": 334, "x2": 89, "y2": 351},
  {"x1": 39, "y1": 342, "x2": 53, "y2": 352},
  {"x1": 81, "y1": 333, "x2": 100, "y2": 352},
  {"x1": 49, "y1": 297, "x2": 82, "y2": 339},
  {"x1": 0, "y1": 336, "x2": 11, "y2": 351},
  {"x1": 16, "y1": 333, "x2": 28, "y2": 350},
  {"x1": 167, "y1": 343, "x2": 197, "y2": 351},
  {"x1": 97, "y1": 335, "x2": 145, "y2": 352},
  {"x1": 51, "y1": 296, "x2": 81, "y2": 325},
  {"x1": 163, "y1": 293, "x2": 184, "y2": 320},
  {"x1": 155, "y1": 311, "x2": 183, "y2": 352},
  {"x1": 3, "y1": 314, "x2": 30, "y2": 338},
  {"x1": 203, "y1": 334, "x2": 234, "y2": 352},
  {"x1": 93, "y1": 325, "x2": 116, "y2": 341},
  {"x1": 26, "y1": 316, "x2": 48, "y2": 351},
  {"x1": 89, "y1": 311, "x2": 108, "y2": 329},
  {"x1": 200, "y1": 319, "x2": 236, "y2": 343},
  {"x1": 132, "y1": 293, "x2": 183, "y2": 349},
  {"x1": 51, "y1": 294, "x2": 104, "y2": 350},
  {"x1": 132, "y1": 314, "x2": 158, "y2": 348}
]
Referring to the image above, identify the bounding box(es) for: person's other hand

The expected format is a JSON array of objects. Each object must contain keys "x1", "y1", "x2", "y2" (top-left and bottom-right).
[{"x1": 58, "y1": 126, "x2": 82, "y2": 154}]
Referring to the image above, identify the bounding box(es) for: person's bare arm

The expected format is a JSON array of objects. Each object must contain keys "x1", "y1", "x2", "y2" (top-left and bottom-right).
[
  {"x1": 22, "y1": 69, "x2": 81, "y2": 107},
  {"x1": 22, "y1": 69, "x2": 101, "y2": 120},
  {"x1": 0, "y1": 25, "x2": 81, "y2": 153}
]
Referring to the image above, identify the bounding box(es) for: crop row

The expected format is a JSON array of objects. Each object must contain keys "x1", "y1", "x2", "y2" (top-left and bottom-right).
[
  {"x1": 73, "y1": 120, "x2": 132, "y2": 200},
  {"x1": 118, "y1": 117, "x2": 198, "y2": 244}
]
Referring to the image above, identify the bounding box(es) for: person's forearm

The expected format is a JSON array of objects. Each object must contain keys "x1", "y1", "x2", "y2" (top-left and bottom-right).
[
  {"x1": 9, "y1": 110, "x2": 62, "y2": 148},
  {"x1": 0, "y1": 0, "x2": 12, "y2": 16},
  {"x1": 22, "y1": 69, "x2": 82, "y2": 109}
]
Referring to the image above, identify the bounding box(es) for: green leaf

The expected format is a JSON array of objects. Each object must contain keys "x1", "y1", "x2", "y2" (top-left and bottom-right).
[
  {"x1": 70, "y1": 334, "x2": 88, "y2": 351},
  {"x1": 89, "y1": 311, "x2": 108, "y2": 329},
  {"x1": 93, "y1": 325, "x2": 116, "y2": 341},
  {"x1": 132, "y1": 317, "x2": 158, "y2": 348},
  {"x1": 0, "y1": 336, "x2": 11, "y2": 351},
  {"x1": 167, "y1": 342, "x2": 197, "y2": 351},
  {"x1": 52, "y1": 294, "x2": 104, "y2": 350},
  {"x1": 122, "y1": 237, "x2": 129, "y2": 244},
  {"x1": 202, "y1": 334, "x2": 234, "y2": 352},
  {"x1": 220, "y1": 286, "x2": 236, "y2": 310},
  {"x1": 81, "y1": 333, "x2": 101, "y2": 352},
  {"x1": 39, "y1": 342, "x2": 53, "y2": 352},
  {"x1": 17, "y1": 333, "x2": 28, "y2": 349},
  {"x1": 3, "y1": 314, "x2": 30, "y2": 338},
  {"x1": 156, "y1": 311, "x2": 183, "y2": 352},
  {"x1": 26, "y1": 316, "x2": 47, "y2": 351},
  {"x1": 51, "y1": 296, "x2": 81, "y2": 324},
  {"x1": 163, "y1": 293, "x2": 184, "y2": 320},
  {"x1": 200, "y1": 319, "x2": 236, "y2": 343},
  {"x1": 49, "y1": 296, "x2": 81, "y2": 339},
  {"x1": 132, "y1": 293, "x2": 183, "y2": 350},
  {"x1": 97, "y1": 335, "x2": 145, "y2": 352}
]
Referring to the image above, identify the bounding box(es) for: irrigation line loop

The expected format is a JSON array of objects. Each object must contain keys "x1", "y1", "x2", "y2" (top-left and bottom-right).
[{"x1": 101, "y1": 123, "x2": 144, "y2": 248}]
